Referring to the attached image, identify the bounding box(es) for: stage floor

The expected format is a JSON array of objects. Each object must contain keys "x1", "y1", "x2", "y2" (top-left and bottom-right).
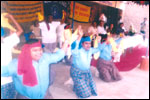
[{"x1": 50, "y1": 62, "x2": 149, "y2": 99}]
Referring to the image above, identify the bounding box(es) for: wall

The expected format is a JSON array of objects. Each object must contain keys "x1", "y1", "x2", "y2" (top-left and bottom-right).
[{"x1": 123, "y1": 2, "x2": 149, "y2": 38}]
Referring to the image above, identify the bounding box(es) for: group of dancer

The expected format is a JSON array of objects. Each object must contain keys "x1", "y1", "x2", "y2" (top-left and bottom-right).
[{"x1": 2, "y1": 12, "x2": 137, "y2": 99}]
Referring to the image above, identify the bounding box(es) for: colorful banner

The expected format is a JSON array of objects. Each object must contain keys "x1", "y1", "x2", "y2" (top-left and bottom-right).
[
  {"x1": 69, "y1": 2, "x2": 91, "y2": 22},
  {"x1": 2, "y1": 1, "x2": 44, "y2": 23}
]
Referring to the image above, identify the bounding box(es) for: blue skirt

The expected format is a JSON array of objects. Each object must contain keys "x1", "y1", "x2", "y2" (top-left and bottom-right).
[
  {"x1": 70, "y1": 66, "x2": 97, "y2": 98},
  {"x1": 1, "y1": 82, "x2": 17, "y2": 99}
]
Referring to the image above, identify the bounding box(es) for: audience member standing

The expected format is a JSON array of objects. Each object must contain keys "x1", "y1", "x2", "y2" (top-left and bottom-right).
[
  {"x1": 39, "y1": 14, "x2": 60, "y2": 53},
  {"x1": 99, "y1": 13, "x2": 107, "y2": 23},
  {"x1": 140, "y1": 17, "x2": 147, "y2": 40},
  {"x1": 97, "y1": 20, "x2": 107, "y2": 34},
  {"x1": 30, "y1": 20, "x2": 41, "y2": 40}
]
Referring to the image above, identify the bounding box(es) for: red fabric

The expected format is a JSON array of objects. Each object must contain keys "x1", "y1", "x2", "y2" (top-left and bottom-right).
[
  {"x1": 140, "y1": 1, "x2": 145, "y2": 4},
  {"x1": 115, "y1": 46, "x2": 148, "y2": 71},
  {"x1": 64, "y1": 24, "x2": 71, "y2": 29},
  {"x1": 18, "y1": 41, "x2": 41, "y2": 87},
  {"x1": 91, "y1": 57, "x2": 98, "y2": 67},
  {"x1": 46, "y1": 22, "x2": 50, "y2": 30},
  {"x1": 90, "y1": 46, "x2": 148, "y2": 72}
]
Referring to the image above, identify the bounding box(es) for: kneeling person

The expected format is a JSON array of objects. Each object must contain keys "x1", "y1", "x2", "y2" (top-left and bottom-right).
[
  {"x1": 70, "y1": 29, "x2": 101, "y2": 98},
  {"x1": 97, "y1": 35, "x2": 122, "y2": 82}
]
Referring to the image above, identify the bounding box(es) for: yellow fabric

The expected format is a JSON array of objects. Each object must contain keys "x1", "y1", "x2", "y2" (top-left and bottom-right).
[
  {"x1": 109, "y1": 37, "x2": 118, "y2": 52},
  {"x1": 120, "y1": 33, "x2": 124, "y2": 37},
  {"x1": 62, "y1": 28, "x2": 79, "y2": 59},
  {"x1": 62, "y1": 28, "x2": 79, "y2": 45},
  {"x1": 62, "y1": 10, "x2": 66, "y2": 20},
  {"x1": 69, "y1": 1, "x2": 91, "y2": 22},
  {"x1": 36, "y1": 12, "x2": 44, "y2": 22},
  {"x1": 12, "y1": 48, "x2": 21, "y2": 54},
  {"x1": 93, "y1": 37, "x2": 100, "y2": 59},
  {"x1": 118, "y1": 39, "x2": 124, "y2": 53},
  {"x1": 90, "y1": 34, "x2": 94, "y2": 40},
  {"x1": 109, "y1": 37, "x2": 125, "y2": 53},
  {"x1": 4, "y1": 1, "x2": 44, "y2": 23},
  {"x1": 53, "y1": 47, "x2": 59, "y2": 53},
  {"x1": 72, "y1": 28, "x2": 78, "y2": 37},
  {"x1": 107, "y1": 32, "x2": 110, "y2": 36},
  {"x1": 1, "y1": 13, "x2": 16, "y2": 32},
  {"x1": 62, "y1": 29, "x2": 72, "y2": 44}
]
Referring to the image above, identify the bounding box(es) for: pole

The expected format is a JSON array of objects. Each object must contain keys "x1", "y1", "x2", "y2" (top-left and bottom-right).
[
  {"x1": 146, "y1": 39, "x2": 149, "y2": 57},
  {"x1": 71, "y1": 1, "x2": 75, "y2": 33}
]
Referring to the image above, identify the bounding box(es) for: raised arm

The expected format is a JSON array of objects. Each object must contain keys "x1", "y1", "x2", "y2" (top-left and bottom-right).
[
  {"x1": 44, "y1": 32, "x2": 69, "y2": 64},
  {"x1": 1, "y1": 59, "x2": 17, "y2": 77},
  {"x1": 71, "y1": 28, "x2": 84, "y2": 55},
  {"x1": 91, "y1": 35, "x2": 102, "y2": 54},
  {"x1": 5, "y1": 13, "x2": 23, "y2": 36}
]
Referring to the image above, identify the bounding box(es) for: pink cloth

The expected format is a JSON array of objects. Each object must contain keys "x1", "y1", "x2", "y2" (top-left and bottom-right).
[{"x1": 18, "y1": 41, "x2": 41, "y2": 87}]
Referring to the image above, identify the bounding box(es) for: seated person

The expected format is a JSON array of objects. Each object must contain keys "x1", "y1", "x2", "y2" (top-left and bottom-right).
[
  {"x1": 116, "y1": 23, "x2": 126, "y2": 36},
  {"x1": 128, "y1": 24, "x2": 136, "y2": 36},
  {"x1": 106, "y1": 24, "x2": 115, "y2": 35}
]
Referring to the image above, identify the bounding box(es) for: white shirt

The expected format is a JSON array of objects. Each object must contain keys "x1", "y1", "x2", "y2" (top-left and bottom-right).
[
  {"x1": 97, "y1": 26, "x2": 107, "y2": 34},
  {"x1": 56, "y1": 23, "x2": 66, "y2": 41},
  {"x1": 1, "y1": 33, "x2": 20, "y2": 85},
  {"x1": 99, "y1": 15, "x2": 107, "y2": 23},
  {"x1": 39, "y1": 21, "x2": 60, "y2": 43},
  {"x1": 88, "y1": 26, "x2": 98, "y2": 35}
]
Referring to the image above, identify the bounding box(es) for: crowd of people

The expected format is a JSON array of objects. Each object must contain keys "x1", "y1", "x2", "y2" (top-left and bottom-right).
[{"x1": 1, "y1": 10, "x2": 147, "y2": 99}]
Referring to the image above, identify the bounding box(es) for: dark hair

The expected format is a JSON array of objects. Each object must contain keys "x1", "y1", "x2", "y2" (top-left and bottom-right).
[
  {"x1": 26, "y1": 39, "x2": 39, "y2": 44},
  {"x1": 119, "y1": 22, "x2": 124, "y2": 27},
  {"x1": 98, "y1": 34, "x2": 108, "y2": 43},
  {"x1": 99, "y1": 20, "x2": 105, "y2": 25},
  {"x1": 92, "y1": 21, "x2": 97, "y2": 25},
  {"x1": 44, "y1": 14, "x2": 53, "y2": 22},
  {"x1": 64, "y1": 24, "x2": 71, "y2": 29},
  {"x1": 33, "y1": 20, "x2": 39, "y2": 27}
]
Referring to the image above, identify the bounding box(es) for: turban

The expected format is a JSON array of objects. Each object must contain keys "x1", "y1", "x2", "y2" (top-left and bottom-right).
[{"x1": 18, "y1": 41, "x2": 41, "y2": 87}]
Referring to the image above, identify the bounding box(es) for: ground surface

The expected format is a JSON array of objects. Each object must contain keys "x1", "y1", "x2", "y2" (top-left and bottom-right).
[{"x1": 50, "y1": 62, "x2": 149, "y2": 99}]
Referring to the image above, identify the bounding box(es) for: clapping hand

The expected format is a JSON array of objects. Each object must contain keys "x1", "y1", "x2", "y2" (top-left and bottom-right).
[{"x1": 97, "y1": 35, "x2": 102, "y2": 43}]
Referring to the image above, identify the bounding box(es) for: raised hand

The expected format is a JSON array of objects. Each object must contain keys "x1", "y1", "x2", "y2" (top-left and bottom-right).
[
  {"x1": 78, "y1": 28, "x2": 83, "y2": 37},
  {"x1": 97, "y1": 35, "x2": 101, "y2": 43},
  {"x1": 64, "y1": 29, "x2": 71, "y2": 41},
  {"x1": 4, "y1": 13, "x2": 13, "y2": 19}
]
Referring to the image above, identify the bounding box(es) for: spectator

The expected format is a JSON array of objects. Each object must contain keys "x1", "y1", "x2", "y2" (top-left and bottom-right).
[
  {"x1": 106, "y1": 24, "x2": 115, "y2": 35},
  {"x1": 99, "y1": 13, "x2": 107, "y2": 23},
  {"x1": 39, "y1": 14, "x2": 60, "y2": 53},
  {"x1": 128, "y1": 24, "x2": 136, "y2": 36},
  {"x1": 97, "y1": 20, "x2": 107, "y2": 34},
  {"x1": 116, "y1": 22, "x2": 126, "y2": 35},
  {"x1": 30, "y1": 20, "x2": 41, "y2": 40},
  {"x1": 88, "y1": 21, "x2": 98, "y2": 36},
  {"x1": 140, "y1": 17, "x2": 147, "y2": 40}
]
